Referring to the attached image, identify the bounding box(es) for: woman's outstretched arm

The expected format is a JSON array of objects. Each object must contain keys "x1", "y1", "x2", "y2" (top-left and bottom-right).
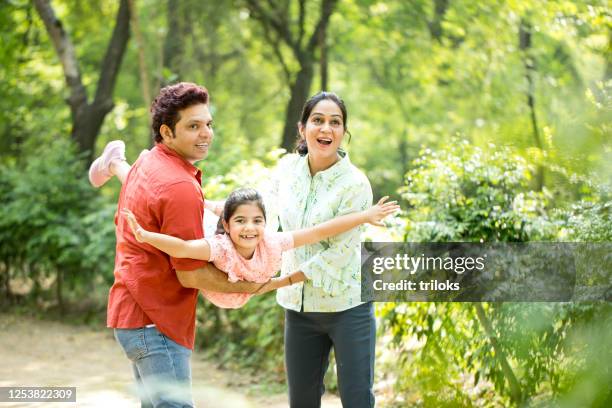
[
  {"x1": 204, "y1": 199, "x2": 224, "y2": 216},
  {"x1": 122, "y1": 209, "x2": 212, "y2": 260},
  {"x1": 290, "y1": 196, "x2": 399, "y2": 248}
]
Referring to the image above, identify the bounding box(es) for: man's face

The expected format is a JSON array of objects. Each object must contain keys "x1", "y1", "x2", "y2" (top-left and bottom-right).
[{"x1": 162, "y1": 103, "x2": 213, "y2": 163}]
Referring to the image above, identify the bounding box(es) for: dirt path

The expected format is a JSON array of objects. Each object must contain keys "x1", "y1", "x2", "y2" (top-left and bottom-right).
[{"x1": 0, "y1": 313, "x2": 341, "y2": 407}]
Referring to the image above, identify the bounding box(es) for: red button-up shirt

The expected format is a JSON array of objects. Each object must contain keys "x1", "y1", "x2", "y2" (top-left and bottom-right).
[{"x1": 107, "y1": 143, "x2": 206, "y2": 350}]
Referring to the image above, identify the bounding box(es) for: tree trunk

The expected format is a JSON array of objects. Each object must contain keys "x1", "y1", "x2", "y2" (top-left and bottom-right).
[
  {"x1": 519, "y1": 18, "x2": 544, "y2": 191},
  {"x1": 163, "y1": 0, "x2": 182, "y2": 82},
  {"x1": 605, "y1": 28, "x2": 612, "y2": 82},
  {"x1": 34, "y1": 0, "x2": 131, "y2": 163},
  {"x1": 127, "y1": 0, "x2": 152, "y2": 113},
  {"x1": 428, "y1": 0, "x2": 449, "y2": 42},
  {"x1": 56, "y1": 268, "x2": 64, "y2": 316},
  {"x1": 319, "y1": 29, "x2": 328, "y2": 91},
  {"x1": 0, "y1": 261, "x2": 9, "y2": 305},
  {"x1": 281, "y1": 59, "x2": 315, "y2": 152},
  {"x1": 399, "y1": 130, "x2": 409, "y2": 181},
  {"x1": 475, "y1": 304, "x2": 523, "y2": 404},
  {"x1": 319, "y1": 0, "x2": 331, "y2": 90},
  {"x1": 245, "y1": 0, "x2": 337, "y2": 151}
]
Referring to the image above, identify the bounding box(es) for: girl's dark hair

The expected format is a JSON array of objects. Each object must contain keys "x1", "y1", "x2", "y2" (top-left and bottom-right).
[
  {"x1": 215, "y1": 188, "x2": 266, "y2": 235},
  {"x1": 295, "y1": 91, "x2": 351, "y2": 155},
  {"x1": 151, "y1": 82, "x2": 209, "y2": 143}
]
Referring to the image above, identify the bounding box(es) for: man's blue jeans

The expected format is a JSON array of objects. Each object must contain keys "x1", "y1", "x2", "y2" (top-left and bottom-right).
[{"x1": 114, "y1": 326, "x2": 193, "y2": 408}]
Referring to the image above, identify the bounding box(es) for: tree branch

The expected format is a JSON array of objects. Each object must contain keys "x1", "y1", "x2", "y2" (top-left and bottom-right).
[
  {"x1": 427, "y1": 0, "x2": 449, "y2": 42},
  {"x1": 127, "y1": 0, "x2": 151, "y2": 111},
  {"x1": 35, "y1": 0, "x2": 131, "y2": 158},
  {"x1": 307, "y1": 0, "x2": 337, "y2": 53},
  {"x1": 33, "y1": 0, "x2": 87, "y2": 112},
  {"x1": 92, "y1": 0, "x2": 131, "y2": 112},
  {"x1": 475, "y1": 304, "x2": 523, "y2": 404},
  {"x1": 260, "y1": 23, "x2": 292, "y2": 84},
  {"x1": 519, "y1": 17, "x2": 544, "y2": 190},
  {"x1": 297, "y1": 0, "x2": 305, "y2": 47},
  {"x1": 246, "y1": 0, "x2": 295, "y2": 49}
]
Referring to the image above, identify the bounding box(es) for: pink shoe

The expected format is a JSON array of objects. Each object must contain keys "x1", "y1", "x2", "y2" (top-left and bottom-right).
[{"x1": 88, "y1": 140, "x2": 126, "y2": 187}]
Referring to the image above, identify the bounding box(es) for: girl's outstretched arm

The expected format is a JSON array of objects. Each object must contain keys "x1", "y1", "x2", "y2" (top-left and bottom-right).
[
  {"x1": 122, "y1": 209, "x2": 211, "y2": 260},
  {"x1": 291, "y1": 197, "x2": 399, "y2": 248}
]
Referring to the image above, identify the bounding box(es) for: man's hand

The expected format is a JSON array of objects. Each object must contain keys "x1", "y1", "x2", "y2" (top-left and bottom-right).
[{"x1": 177, "y1": 264, "x2": 269, "y2": 293}]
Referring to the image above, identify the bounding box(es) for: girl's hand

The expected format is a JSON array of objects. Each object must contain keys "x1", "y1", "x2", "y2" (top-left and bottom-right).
[
  {"x1": 121, "y1": 209, "x2": 148, "y2": 243},
  {"x1": 365, "y1": 196, "x2": 400, "y2": 227}
]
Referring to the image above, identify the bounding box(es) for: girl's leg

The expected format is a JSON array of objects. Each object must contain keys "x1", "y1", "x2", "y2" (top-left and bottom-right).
[
  {"x1": 110, "y1": 149, "x2": 149, "y2": 185},
  {"x1": 88, "y1": 140, "x2": 127, "y2": 187},
  {"x1": 110, "y1": 158, "x2": 131, "y2": 185}
]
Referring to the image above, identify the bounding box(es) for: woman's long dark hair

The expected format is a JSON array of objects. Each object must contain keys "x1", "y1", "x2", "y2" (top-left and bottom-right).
[
  {"x1": 295, "y1": 91, "x2": 351, "y2": 155},
  {"x1": 215, "y1": 188, "x2": 266, "y2": 235}
]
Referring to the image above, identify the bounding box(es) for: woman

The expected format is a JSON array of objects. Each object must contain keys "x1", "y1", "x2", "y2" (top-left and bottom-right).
[{"x1": 266, "y1": 92, "x2": 376, "y2": 407}]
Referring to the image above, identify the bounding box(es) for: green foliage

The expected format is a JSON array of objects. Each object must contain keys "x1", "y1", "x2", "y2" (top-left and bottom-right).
[
  {"x1": 550, "y1": 192, "x2": 612, "y2": 408},
  {"x1": 196, "y1": 294, "x2": 286, "y2": 379},
  {"x1": 0, "y1": 139, "x2": 116, "y2": 308},
  {"x1": 1, "y1": 0, "x2": 609, "y2": 404},
  {"x1": 401, "y1": 140, "x2": 555, "y2": 242},
  {"x1": 378, "y1": 141, "x2": 612, "y2": 406},
  {"x1": 560, "y1": 198, "x2": 612, "y2": 242}
]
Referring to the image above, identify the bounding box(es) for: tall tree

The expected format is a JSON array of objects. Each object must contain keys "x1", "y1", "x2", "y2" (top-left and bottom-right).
[
  {"x1": 162, "y1": 0, "x2": 184, "y2": 82},
  {"x1": 34, "y1": 0, "x2": 130, "y2": 162},
  {"x1": 519, "y1": 17, "x2": 544, "y2": 191},
  {"x1": 127, "y1": 0, "x2": 151, "y2": 114},
  {"x1": 318, "y1": 0, "x2": 332, "y2": 90},
  {"x1": 245, "y1": 0, "x2": 339, "y2": 152},
  {"x1": 427, "y1": 0, "x2": 449, "y2": 42}
]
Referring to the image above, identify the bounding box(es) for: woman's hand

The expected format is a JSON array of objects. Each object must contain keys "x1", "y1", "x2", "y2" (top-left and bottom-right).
[
  {"x1": 364, "y1": 196, "x2": 400, "y2": 226},
  {"x1": 121, "y1": 209, "x2": 149, "y2": 243},
  {"x1": 204, "y1": 199, "x2": 224, "y2": 216},
  {"x1": 252, "y1": 278, "x2": 282, "y2": 295},
  {"x1": 253, "y1": 272, "x2": 306, "y2": 295}
]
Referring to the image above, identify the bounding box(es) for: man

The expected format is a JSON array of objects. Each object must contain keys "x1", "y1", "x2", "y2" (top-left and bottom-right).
[{"x1": 96, "y1": 83, "x2": 272, "y2": 407}]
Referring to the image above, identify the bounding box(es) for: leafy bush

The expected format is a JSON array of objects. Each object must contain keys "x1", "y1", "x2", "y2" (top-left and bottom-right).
[
  {"x1": 0, "y1": 138, "x2": 116, "y2": 310},
  {"x1": 400, "y1": 140, "x2": 555, "y2": 242},
  {"x1": 378, "y1": 141, "x2": 611, "y2": 406}
]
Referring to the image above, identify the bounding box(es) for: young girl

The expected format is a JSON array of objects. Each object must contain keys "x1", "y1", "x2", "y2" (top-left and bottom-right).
[
  {"x1": 122, "y1": 187, "x2": 396, "y2": 308},
  {"x1": 90, "y1": 141, "x2": 399, "y2": 309}
]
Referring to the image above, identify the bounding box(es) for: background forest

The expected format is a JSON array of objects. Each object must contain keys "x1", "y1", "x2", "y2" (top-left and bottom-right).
[{"x1": 0, "y1": 0, "x2": 610, "y2": 407}]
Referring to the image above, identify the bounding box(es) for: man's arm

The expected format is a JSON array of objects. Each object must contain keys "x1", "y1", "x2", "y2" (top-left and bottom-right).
[
  {"x1": 177, "y1": 265, "x2": 306, "y2": 294},
  {"x1": 177, "y1": 263, "x2": 267, "y2": 293}
]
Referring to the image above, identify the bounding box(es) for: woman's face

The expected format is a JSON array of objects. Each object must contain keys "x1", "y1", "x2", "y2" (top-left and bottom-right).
[{"x1": 299, "y1": 99, "x2": 345, "y2": 164}]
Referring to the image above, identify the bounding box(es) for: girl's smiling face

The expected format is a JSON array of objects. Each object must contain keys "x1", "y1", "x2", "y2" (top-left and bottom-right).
[{"x1": 223, "y1": 203, "x2": 266, "y2": 257}]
